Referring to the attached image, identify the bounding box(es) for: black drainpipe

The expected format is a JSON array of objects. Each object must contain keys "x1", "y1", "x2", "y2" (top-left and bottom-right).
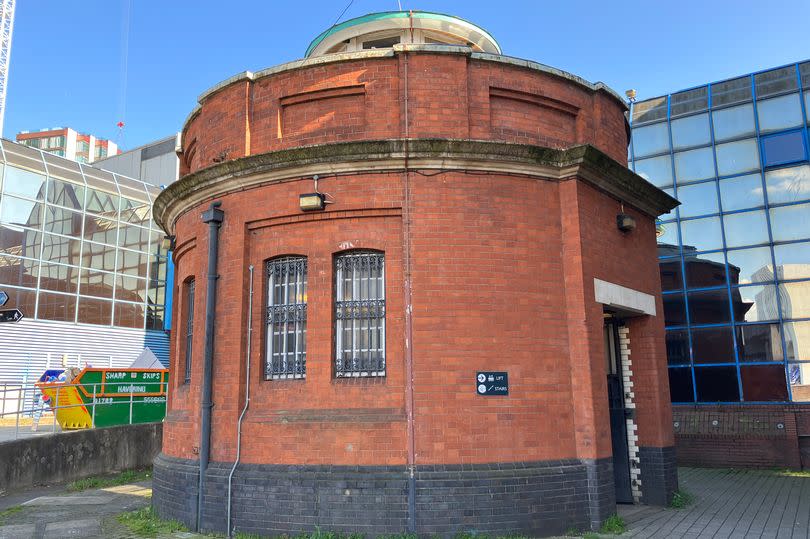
[{"x1": 197, "y1": 200, "x2": 224, "y2": 532}]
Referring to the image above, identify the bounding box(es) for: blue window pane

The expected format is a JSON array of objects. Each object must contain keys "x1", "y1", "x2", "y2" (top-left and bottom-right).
[
  {"x1": 712, "y1": 103, "x2": 756, "y2": 142},
  {"x1": 762, "y1": 131, "x2": 807, "y2": 167},
  {"x1": 790, "y1": 364, "x2": 810, "y2": 402},
  {"x1": 671, "y1": 113, "x2": 710, "y2": 150},
  {"x1": 632, "y1": 122, "x2": 670, "y2": 158},
  {"x1": 741, "y1": 364, "x2": 789, "y2": 401},
  {"x1": 770, "y1": 203, "x2": 810, "y2": 242},
  {"x1": 715, "y1": 138, "x2": 760, "y2": 176},
  {"x1": 723, "y1": 210, "x2": 770, "y2": 248},
  {"x1": 737, "y1": 323, "x2": 783, "y2": 362},
  {"x1": 780, "y1": 281, "x2": 810, "y2": 319},
  {"x1": 805, "y1": 91, "x2": 810, "y2": 123},
  {"x1": 3, "y1": 166, "x2": 47, "y2": 200},
  {"x1": 663, "y1": 292, "x2": 687, "y2": 326},
  {"x1": 774, "y1": 242, "x2": 810, "y2": 281},
  {"x1": 668, "y1": 367, "x2": 695, "y2": 402},
  {"x1": 666, "y1": 330, "x2": 689, "y2": 365},
  {"x1": 634, "y1": 154, "x2": 673, "y2": 188},
  {"x1": 688, "y1": 289, "x2": 731, "y2": 324},
  {"x1": 757, "y1": 93, "x2": 803, "y2": 133},
  {"x1": 680, "y1": 216, "x2": 723, "y2": 252},
  {"x1": 0, "y1": 194, "x2": 44, "y2": 228},
  {"x1": 765, "y1": 165, "x2": 810, "y2": 205},
  {"x1": 684, "y1": 250, "x2": 727, "y2": 289},
  {"x1": 695, "y1": 366, "x2": 739, "y2": 402},
  {"x1": 719, "y1": 173, "x2": 765, "y2": 211},
  {"x1": 734, "y1": 284, "x2": 779, "y2": 322},
  {"x1": 784, "y1": 321, "x2": 810, "y2": 361},
  {"x1": 675, "y1": 147, "x2": 715, "y2": 183},
  {"x1": 727, "y1": 246, "x2": 774, "y2": 285},
  {"x1": 691, "y1": 326, "x2": 735, "y2": 364},
  {"x1": 676, "y1": 181, "x2": 718, "y2": 217},
  {"x1": 656, "y1": 220, "x2": 679, "y2": 247},
  {"x1": 659, "y1": 258, "x2": 683, "y2": 291}
]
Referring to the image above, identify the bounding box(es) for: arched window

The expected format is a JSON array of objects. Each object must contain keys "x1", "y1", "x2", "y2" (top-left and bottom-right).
[
  {"x1": 183, "y1": 278, "x2": 195, "y2": 384},
  {"x1": 334, "y1": 251, "x2": 385, "y2": 377},
  {"x1": 266, "y1": 256, "x2": 307, "y2": 379}
]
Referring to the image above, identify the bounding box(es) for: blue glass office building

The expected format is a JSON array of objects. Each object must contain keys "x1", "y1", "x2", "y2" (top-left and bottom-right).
[{"x1": 628, "y1": 61, "x2": 810, "y2": 406}]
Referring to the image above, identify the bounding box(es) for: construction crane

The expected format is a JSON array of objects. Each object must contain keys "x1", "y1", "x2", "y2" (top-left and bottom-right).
[{"x1": 0, "y1": 0, "x2": 14, "y2": 137}]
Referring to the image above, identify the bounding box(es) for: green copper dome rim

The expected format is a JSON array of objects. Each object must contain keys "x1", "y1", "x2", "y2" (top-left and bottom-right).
[{"x1": 305, "y1": 10, "x2": 501, "y2": 58}]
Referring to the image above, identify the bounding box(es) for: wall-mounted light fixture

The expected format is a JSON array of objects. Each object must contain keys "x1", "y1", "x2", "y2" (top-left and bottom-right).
[
  {"x1": 616, "y1": 213, "x2": 636, "y2": 233},
  {"x1": 300, "y1": 174, "x2": 332, "y2": 211},
  {"x1": 299, "y1": 193, "x2": 326, "y2": 211},
  {"x1": 161, "y1": 235, "x2": 176, "y2": 251}
]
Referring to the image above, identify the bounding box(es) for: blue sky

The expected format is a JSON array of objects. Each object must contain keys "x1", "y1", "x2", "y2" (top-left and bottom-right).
[{"x1": 5, "y1": 0, "x2": 809, "y2": 150}]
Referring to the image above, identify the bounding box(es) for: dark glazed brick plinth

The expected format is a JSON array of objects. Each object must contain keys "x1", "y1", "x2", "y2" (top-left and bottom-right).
[
  {"x1": 153, "y1": 454, "x2": 616, "y2": 537},
  {"x1": 638, "y1": 446, "x2": 678, "y2": 506}
]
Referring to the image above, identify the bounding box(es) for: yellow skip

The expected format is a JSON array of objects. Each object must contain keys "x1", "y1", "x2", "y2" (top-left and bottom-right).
[{"x1": 38, "y1": 385, "x2": 92, "y2": 430}]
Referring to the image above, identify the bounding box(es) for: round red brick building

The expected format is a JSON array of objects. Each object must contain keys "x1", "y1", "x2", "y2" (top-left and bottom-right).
[{"x1": 153, "y1": 11, "x2": 679, "y2": 537}]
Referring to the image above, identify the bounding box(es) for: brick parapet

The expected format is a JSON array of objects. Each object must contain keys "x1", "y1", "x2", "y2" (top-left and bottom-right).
[{"x1": 178, "y1": 50, "x2": 631, "y2": 177}]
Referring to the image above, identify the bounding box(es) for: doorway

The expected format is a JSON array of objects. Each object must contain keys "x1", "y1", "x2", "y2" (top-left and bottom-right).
[{"x1": 604, "y1": 318, "x2": 633, "y2": 504}]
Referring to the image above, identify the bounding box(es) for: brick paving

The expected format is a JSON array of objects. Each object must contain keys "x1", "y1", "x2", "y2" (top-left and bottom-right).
[
  {"x1": 0, "y1": 467, "x2": 808, "y2": 538},
  {"x1": 620, "y1": 468, "x2": 810, "y2": 538}
]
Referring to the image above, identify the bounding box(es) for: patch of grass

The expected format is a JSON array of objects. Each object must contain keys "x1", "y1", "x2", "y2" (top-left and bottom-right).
[
  {"x1": 582, "y1": 533, "x2": 599, "y2": 539},
  {"x1": 599, "y1": 514, "x2": 626, "y2": 535},
  {"x1": 67, "y1": 468, "x2": 151, "y2": 492},
  {"x1": 0, "y1": 505, "x2": 22, "y2": 524},
  {"x1": 116, "y1": 506, "x2": 187, "y2": 537},
  {"x1": 669, "y1": 488, "x2": 695, "y2": 509},
  {"x1": 773, "y1": 468, "x2": 810, "y2": 478}
]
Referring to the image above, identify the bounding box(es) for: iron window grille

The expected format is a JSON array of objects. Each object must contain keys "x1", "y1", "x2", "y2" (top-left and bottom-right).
[
  {"x1": 266, "y1": 256, "x2": 307, "y2": 379},
  {"x1": 184, "y1": 279, "x2": 194, "y2": 383},
  {"x1": 334, "y1": 251, "x2": 385, "y2": 377}
]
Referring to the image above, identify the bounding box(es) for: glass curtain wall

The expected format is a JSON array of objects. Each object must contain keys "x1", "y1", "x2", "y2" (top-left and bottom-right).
[
  {"x1": 630, "y1": 61, "x2": 810, "y2": 403},
  {"x1": 0, "y1": 140, "x2": 169, "y2": 330}
]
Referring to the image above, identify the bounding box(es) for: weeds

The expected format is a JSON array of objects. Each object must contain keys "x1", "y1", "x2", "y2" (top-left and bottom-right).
[
  {"x1": 669, "y1": 489, "x2": 695, "y2": 509},
  {"x1": 0, "y1": 505, "x2": 22, "y2": 524},
  {"x1": 67, "y1": 468, "x2": 151, "y2": 492},
  {"x1": 599, "y1": 514, "x2": 626, "y2": 535},
  {"x1": 116, "y1": 506, "x2": 187, "y2": 537}
]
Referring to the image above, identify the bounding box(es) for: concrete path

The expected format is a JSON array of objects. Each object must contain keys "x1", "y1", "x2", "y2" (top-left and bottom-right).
[
  {"x1": 0, "y1": 422, "x2": 62, "y2": 442},
  {"x1": 0, "y1": 467, "x2": 807, "y2": 538},
  {"x1": 0, "y1": 482, "x2": 151, "y2": 539},
  {"x1": 619, "y1": 467, "x2": 810, "y2": 538}
]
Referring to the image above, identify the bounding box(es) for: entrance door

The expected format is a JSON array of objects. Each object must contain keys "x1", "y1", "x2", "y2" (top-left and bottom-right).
[{"x1": 604, "y1": 319, "x2": 633, "y2": 503}]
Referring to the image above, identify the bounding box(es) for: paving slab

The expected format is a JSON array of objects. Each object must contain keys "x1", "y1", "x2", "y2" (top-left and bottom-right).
[
  {"x1": 0, "y1": 523, "x2": 35, "y2": 539},
  {"x1": 22, "y1": 494, "x2": 114, "y2": 506},
  {"x1": 620, "y1": 467, "x2": 810, "y2": 539},
  {"x1": 44, "y1": 518, "x2": 100, "y2": 538}
]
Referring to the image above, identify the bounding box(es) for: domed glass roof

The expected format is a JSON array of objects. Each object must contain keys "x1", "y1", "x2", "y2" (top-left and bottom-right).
[{"x1": 305, "y1": 11, "x2": 501, "y2": 58}]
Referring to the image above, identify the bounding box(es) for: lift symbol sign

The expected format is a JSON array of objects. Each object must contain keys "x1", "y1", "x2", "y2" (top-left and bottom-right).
[{"x1": 476, "y1": 372, "x2": 508, "y2": 396}]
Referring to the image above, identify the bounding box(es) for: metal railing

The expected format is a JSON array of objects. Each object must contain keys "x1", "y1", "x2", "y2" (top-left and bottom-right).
[{"x1": 0, "y1": 381, "x2": 168, "y2": 442}]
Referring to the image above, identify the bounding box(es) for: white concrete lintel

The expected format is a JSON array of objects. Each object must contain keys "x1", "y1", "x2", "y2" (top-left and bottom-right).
[{"x1": 594, "y1": 278, "x2": 656, "y2": 317}]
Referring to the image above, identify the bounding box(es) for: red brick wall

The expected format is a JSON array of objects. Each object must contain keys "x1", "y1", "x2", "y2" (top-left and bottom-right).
[
  {"x1": 162, "y1": 49, "x2": 672, "y2": 469},
  {"x1": 161, "y1": 169, "x2": 672, "y2": 467},
  {"x1": 180, "y1": 52, "x2": 628, "y2": 176},
  {"x1": 673, "y1": 405, "x2": 810, "y2": 469}
]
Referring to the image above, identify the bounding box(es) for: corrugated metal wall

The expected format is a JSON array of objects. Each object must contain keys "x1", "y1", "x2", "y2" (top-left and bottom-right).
[{"x1": 0, "y1": 319, "x2": 170, "y2": 384}]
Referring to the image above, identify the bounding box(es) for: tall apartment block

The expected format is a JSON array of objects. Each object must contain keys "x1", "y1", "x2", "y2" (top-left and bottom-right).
[{"x1": 15, "y1": 127, "x2": 119, "y2": 164}]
